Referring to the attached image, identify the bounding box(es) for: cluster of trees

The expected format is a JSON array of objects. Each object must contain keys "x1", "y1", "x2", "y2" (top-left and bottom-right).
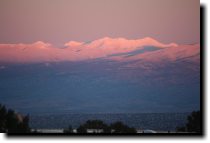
[
  {"x1": 0, "y1": 104, "x2": 30, "y2": 133},
  {"x1": 64, "y1": 120, "x2": 137, "y2": 133},
  {"x1": 64, "y1": 111, "x2": 201, "y2": 134},
  {"x1": 176, "y1": 111, "x2": 200, "y2": 133},
  {"x1": 1, "y1": 103, "x2": 201, "y2": 134}
]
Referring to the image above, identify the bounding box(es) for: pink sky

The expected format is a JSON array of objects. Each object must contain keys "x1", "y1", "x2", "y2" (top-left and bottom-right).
[{"x1": 0, "y1": 0, "x2": 199, "y2": 46}]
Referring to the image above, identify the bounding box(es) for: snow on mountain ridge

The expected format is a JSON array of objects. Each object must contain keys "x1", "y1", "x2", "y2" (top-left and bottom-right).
[
  {"x1": 64, "y1": 37, "x2": 178, "y2": 49},
  {"x1": 0, "y1": 37, "x2": 199, "y2": 64}
]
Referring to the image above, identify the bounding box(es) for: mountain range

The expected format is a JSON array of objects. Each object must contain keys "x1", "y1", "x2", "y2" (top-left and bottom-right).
[{"x1": 0, "y1": 37, "x2": 200, "y2": 114}]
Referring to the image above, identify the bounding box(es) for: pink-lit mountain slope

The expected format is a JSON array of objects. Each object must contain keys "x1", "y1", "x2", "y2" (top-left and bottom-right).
[
  {"x1": 0, "y1": 37, "x2": 199, "y2": 64},
  {"x1": 108, "y1": 44, "x2": 200, "y2": 63}
]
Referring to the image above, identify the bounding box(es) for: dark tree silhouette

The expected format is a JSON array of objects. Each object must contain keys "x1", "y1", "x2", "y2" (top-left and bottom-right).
[
  {"x1": 76, "y1": 120, "x2": 137, "y2": 134},
  {"x1": 176, "y1": 111, "x2": 200, "y2": 133},
  {"x1": 0, "y1": 105, "x2": 7, "y2": 132},
  {"x1": 186, "y1": 111, "x2": 200, "y2": 132},
  {"x1": 77, "y1": 120, "x2": 110, "y2": 133},
  {"x1": 0, "y1": 104, "x2": 30, "y2": 133},
  {"x1": 110, "y1": 121, "x2": 136, "y2": 133},
  {"x1": 64, "y1": 125, "x2": 73, "y2": 133}
]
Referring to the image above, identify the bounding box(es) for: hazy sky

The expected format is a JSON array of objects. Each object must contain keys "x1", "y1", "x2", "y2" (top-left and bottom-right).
[{"x1": 0, "y1": 0, "x2": 199, "y2": 46}]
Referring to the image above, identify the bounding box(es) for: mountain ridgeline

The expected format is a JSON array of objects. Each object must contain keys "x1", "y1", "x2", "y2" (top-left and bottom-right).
[{"x1": 0, "y1": 37, "x2": 200, "y2": 114}]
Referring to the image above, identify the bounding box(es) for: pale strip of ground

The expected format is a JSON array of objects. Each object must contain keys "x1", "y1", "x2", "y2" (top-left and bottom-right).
[{"x1": 31, "y1": 129, "x2": 186, "y2": 134}]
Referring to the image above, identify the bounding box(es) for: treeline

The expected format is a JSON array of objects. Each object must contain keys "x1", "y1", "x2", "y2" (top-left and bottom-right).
[
  {"x1": 0, "y1": 104, "x2": 201, "y2": 133},
  {"x1": 64, "y1": 120, "x2": 136, "y2": 133},
  {"x1": 0, "y1": 104, "x2": 30, "y2": 133},
  {"x1": 64, "y1": 111, "x2": 201, "y2": 134},
  {"x1": 176, "y1": 111, "x2": 200, "y2": 133}
]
